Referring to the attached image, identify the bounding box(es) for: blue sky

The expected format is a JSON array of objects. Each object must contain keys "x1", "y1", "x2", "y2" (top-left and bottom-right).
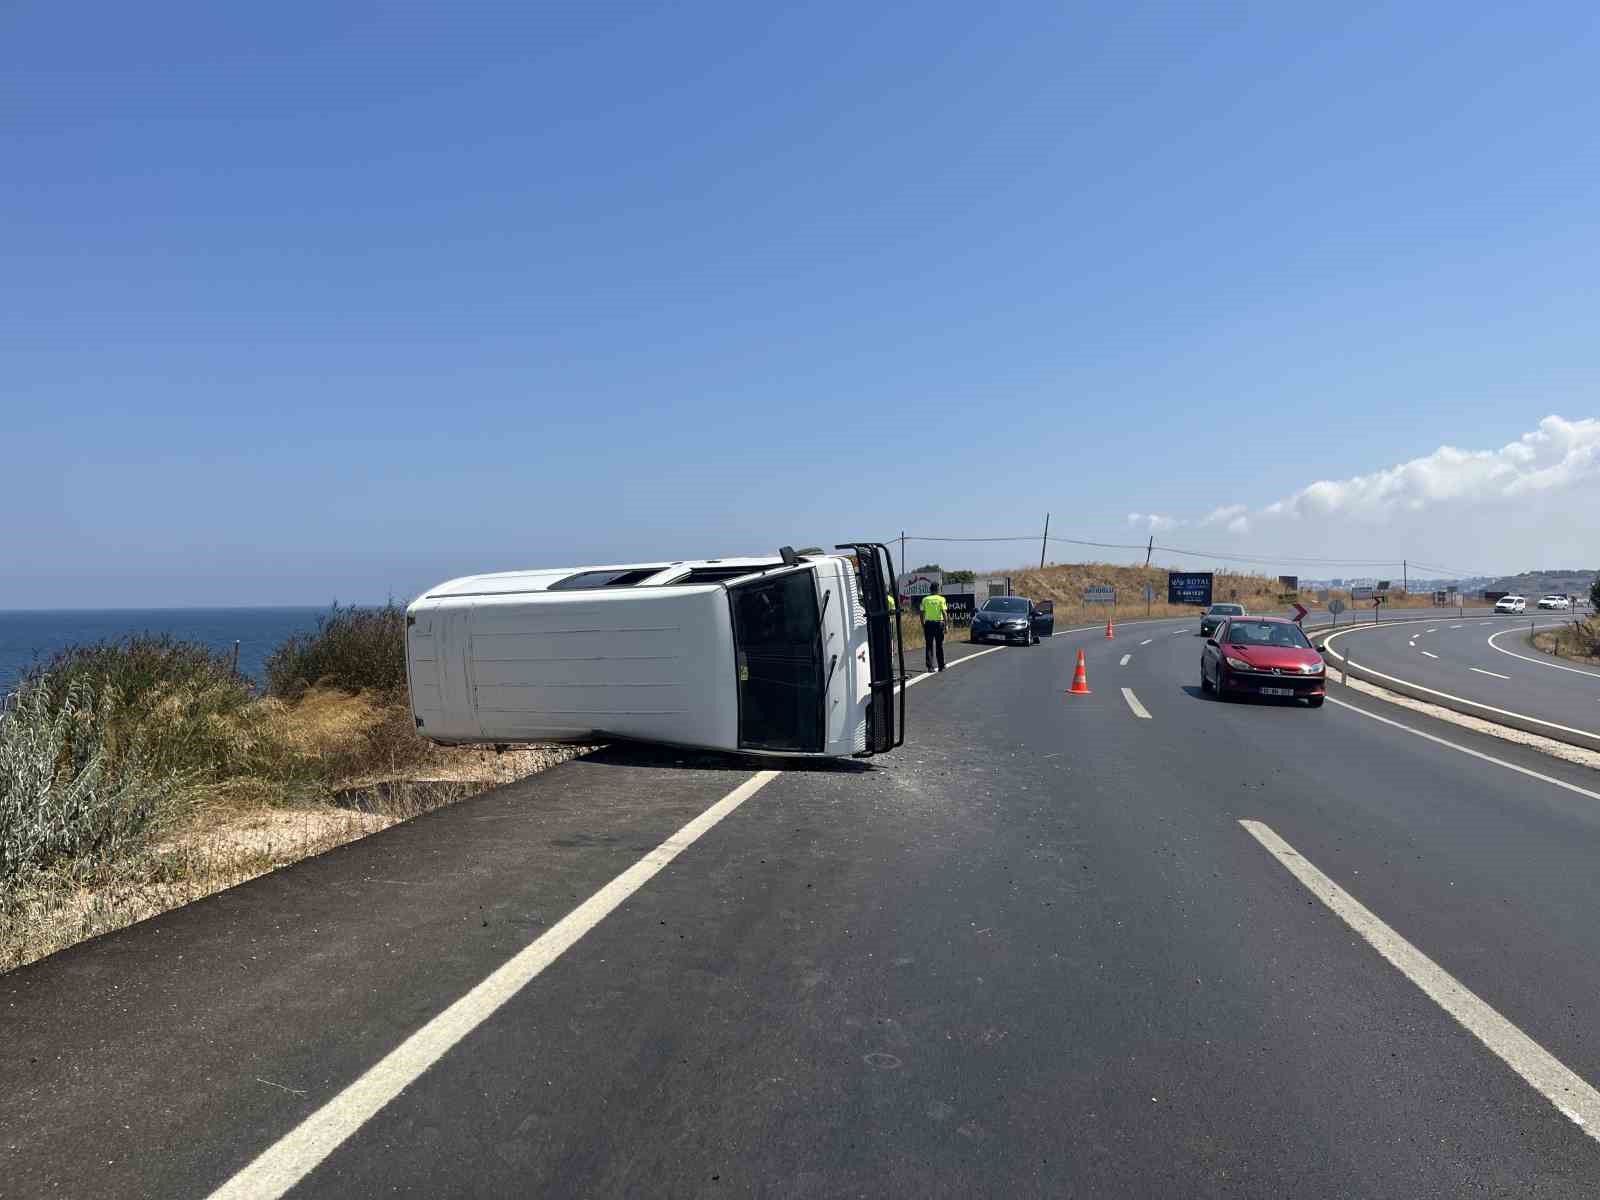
[{"x1": 7, "y1": 3, "x2": 1600, "y2": 606}]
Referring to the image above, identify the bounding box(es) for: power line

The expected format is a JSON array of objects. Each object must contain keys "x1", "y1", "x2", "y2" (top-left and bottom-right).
[{"x1": 886, "y1": 531, "x2": 1489, "y2": 576}]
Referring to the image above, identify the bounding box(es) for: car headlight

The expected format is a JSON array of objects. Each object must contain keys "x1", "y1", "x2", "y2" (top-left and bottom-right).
[
  {"x1": 1224, "y1": 656, "x2": 1253, "y2": 671},
  {"x1": 1302, "y1": 662, "x2": 1324, "y2": 674}
]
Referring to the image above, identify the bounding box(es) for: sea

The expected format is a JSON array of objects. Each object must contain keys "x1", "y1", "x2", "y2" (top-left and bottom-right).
[{"x1": 0, "y1": 608, "x2": 331, "y2": 695}]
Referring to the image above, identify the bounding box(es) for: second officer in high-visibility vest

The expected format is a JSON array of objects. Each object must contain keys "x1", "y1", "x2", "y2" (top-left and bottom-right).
[{"x1": 919, "y1": 582, "x2": 949, "y2": 673}]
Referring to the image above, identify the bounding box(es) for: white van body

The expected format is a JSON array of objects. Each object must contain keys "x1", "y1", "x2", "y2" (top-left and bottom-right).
[{"x1": 405, "y1": 547, "x2": 903, "y2": 759}]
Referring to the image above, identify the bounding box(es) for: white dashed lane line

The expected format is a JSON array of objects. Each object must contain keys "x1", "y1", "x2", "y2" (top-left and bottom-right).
[
  {"x1": 1121, "y1": 687, "x2": 1152, "y2": 719},
  {"x1": 1421, "y1": 651, "x2": 1439, "y2": 659},
  {"x1": 1470, "y1": 667, "x2": 1512, "y2": 680},
  {"x1": 1119, "y1": 654, "x2": 1131, "y2": 666},
  {"x1": 1140, "y1": 638, "x2": 1153, "y2": 646}
]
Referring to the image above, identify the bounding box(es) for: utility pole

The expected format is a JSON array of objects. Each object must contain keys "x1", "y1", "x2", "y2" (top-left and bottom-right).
[
  {"x1": 1145, "y1": 535, "x2": 1154, "y2": 567},
  {"x1": 899, "y1": 531, "x2": 905, "y2": 576},
  {"x1": 1403, "y1": 559, "x2": 1408, "y2": 595},
  {"x1": 1039, "y1": 513, "x2": 1049, "y2": 570}
]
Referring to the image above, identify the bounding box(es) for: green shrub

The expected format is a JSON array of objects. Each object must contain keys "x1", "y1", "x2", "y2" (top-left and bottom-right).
[
  {"x1": 25, "y1": 634, "x2": 246, "y2": 712},
  {"x1": 22, "y1": 636, "x2": 269, "y2": 781},
  {"x1": 264, "y1": 603, "x2": 408, "y2": 699},
  {"x1": 0, "y1": 682, "x2": 179, "y2": 885}
]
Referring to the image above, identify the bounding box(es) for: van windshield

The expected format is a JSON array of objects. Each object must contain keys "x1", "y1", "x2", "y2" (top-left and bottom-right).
[{"x1": 730, "y1": 570, "x2": 825, "y2": 753}]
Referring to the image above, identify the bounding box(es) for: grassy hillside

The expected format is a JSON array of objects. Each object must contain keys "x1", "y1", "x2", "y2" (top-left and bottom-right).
[
  {"x1": 1485, "y1": 569, "x2": 1595, "y2": 598},
  {"x1": 899, "y1": 562, "x2": 1442, "y2": 640}
]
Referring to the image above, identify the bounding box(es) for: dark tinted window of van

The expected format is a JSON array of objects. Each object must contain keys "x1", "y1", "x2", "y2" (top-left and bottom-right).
[
  {"x1": 730, "y1": 571, "x2": 824, "y2": 753},
  {"x1": 549, "y1": 568, "x2": 662, "y2": 590}
]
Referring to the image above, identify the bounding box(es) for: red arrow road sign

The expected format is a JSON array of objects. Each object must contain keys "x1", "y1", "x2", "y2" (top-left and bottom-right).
[{"x1": 1292, "y1": 603, "x2": 1308, "y2": 623}]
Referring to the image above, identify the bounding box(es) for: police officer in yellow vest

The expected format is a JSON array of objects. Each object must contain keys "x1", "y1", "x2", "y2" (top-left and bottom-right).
[{"x1": 920, "y1": 582, "x2": 948, "y2": 673}]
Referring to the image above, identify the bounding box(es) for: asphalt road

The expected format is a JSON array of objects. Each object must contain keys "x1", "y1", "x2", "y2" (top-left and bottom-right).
[
  {"x1": 1327, "y1": 613, "x2": 1600, "y2": 742},
  {"x1": 7, "y1": 619, "x2": 1600, "y2": 1196}
]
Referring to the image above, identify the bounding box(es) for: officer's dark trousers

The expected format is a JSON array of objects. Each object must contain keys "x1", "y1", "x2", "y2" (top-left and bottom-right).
[{"x1": 923, "y1": 620, "x2": 946, "y2": 672}]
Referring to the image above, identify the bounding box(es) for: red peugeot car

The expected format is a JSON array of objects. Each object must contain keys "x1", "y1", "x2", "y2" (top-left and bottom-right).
[{"x1": 1201, "y1": 615, "x2": 1326, "y2": 707}]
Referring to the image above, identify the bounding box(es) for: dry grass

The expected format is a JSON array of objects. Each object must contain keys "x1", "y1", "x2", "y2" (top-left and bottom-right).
[
  {"x1": 0, "y1": 686, "x2": 587, "y2": 974},
  {"x1": 899, "y1": 563, "x2": 1447, "y2": 640},
  {"x1": 1532, "y1": 621, "x2": 1600, "y2": 666}
]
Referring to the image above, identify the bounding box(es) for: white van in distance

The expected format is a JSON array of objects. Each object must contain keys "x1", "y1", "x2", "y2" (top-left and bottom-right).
[{"x1": 405, "y1": 544, "x2": 904, "y2": 759}]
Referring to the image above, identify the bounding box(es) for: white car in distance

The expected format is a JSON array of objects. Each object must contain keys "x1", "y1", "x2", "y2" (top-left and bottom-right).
[
  {"x1": 1494, "y1": 595, "x2": 1527, "y2": 614},
  {"x1": 1537, "y1": 594, "x2": 1572, "y2": 610}
]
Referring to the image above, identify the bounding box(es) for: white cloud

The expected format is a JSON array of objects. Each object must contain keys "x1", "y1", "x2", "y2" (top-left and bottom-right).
[
  {"x1": 1255, "y1": 416, "x2": 1600, "y2": 523},
  {"x1": 1127, "y1": 512, "x2": 1178, "y2": 533},
  {"x1": 1147, "y1": 415, "x2": 1600, "y2": 573}
]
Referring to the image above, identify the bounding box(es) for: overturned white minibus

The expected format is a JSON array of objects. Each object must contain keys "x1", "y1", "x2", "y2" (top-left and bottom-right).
[{"x1": 405, "y1": 544, "x2": 904, "y2": 758}]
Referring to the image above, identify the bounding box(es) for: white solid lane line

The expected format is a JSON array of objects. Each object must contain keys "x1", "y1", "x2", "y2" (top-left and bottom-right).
[
  {"x1": 902, "y1": 643, "x2": 1005, "y2": 689},
  {"x1": 1324, "y1": 694, "x2": 1600, "y2": 803},
  {"x1": 1324, "y1": 628, "x2": 1600, "y2": 744},
  {"x1": 1120, "y1": 654, "x2": 1131, "y2": 666},
  {"x1": 1471, "y1": 667, "x2": 1511, "y2": 680},
  {"x1": 208, "y1": 770, "x2": 784, "y2": 1200},
  {"x1": 1487, "y1": 626, "x2": 1600, "y2": 681},
  {"x1": 1421, "y1": 651, "x2": 1439, "y2": 659},
  {"x1": 1240, "y1": 819, "x2": 1600, "y2": 1145},
  {"x1": 1121, "y1": 687, "x2": 1152, "y2": 719}
]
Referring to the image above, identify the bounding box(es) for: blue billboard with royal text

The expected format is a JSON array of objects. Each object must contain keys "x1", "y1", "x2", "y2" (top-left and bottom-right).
[{"x1": 1168, "y1": 572, "x2": 1214, "y2": 606}]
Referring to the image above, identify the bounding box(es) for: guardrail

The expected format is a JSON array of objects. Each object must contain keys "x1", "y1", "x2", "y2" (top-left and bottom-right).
[{"x1": 1312, "y1": 619, "x2": 1600, "y2": 755}]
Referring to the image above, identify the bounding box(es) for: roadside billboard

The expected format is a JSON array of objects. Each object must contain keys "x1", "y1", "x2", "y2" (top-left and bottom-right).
[
  {"x1": 1167, "y1": 572, "x2": 1214, "y2": 606},
  {"x1": 897, "y1": 570, "x2": 942, "y2": 601}
]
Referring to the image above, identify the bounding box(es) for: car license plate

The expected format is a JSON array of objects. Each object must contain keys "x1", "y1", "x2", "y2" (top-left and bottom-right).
[{"x1": 1260, "y1": 686, "x2": 1294, "y2": 697}]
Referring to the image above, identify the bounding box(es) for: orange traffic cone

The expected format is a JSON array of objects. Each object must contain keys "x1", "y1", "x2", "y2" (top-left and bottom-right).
[
  {"x1": 1067, "y1": 649, "x2": 1092, "y2": 695},
  {"x1": 1105, "y1": 616, "x2": 1115, "y2": 639}
]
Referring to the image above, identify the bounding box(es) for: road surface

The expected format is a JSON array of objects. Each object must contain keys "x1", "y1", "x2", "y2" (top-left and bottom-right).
[{"x1": 5, "y1": 619, "x2": 1600, "y2": 1196}]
